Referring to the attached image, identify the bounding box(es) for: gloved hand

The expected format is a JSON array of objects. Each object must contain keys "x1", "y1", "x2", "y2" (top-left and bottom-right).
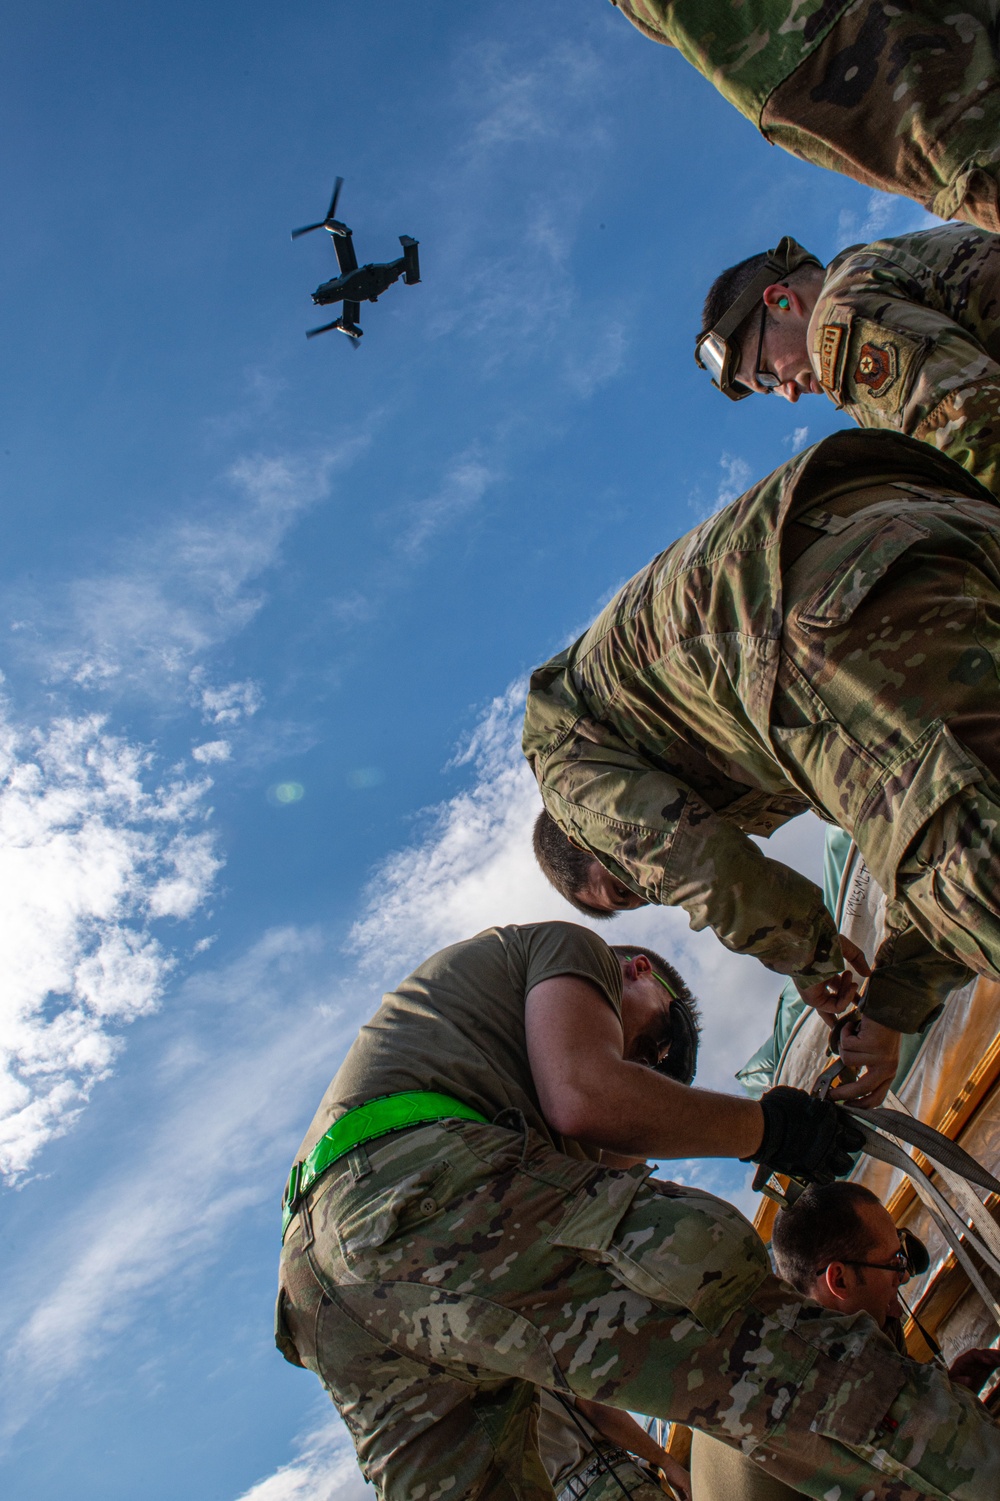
[{"x1": 741, "y1": 1086, "x2": 865, "y2": 1184}]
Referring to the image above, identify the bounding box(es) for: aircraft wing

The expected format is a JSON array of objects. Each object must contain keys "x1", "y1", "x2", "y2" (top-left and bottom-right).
[{"x1": 334, "y1": 229, "x2": 358, "y2": 276}]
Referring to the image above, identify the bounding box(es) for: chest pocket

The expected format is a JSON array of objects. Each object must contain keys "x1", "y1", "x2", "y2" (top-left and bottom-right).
[
  {"x1": 549, "y1": 1177, "x2": 769, "y2": 1336},
  {"x1": 796, "y1": 515, "x2": 931, "y2": 630}
]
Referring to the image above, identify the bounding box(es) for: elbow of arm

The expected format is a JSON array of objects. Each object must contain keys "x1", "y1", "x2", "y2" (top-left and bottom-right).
[{"x1": 543, "y1": 1085, "x2": 608, "y2": 1145}]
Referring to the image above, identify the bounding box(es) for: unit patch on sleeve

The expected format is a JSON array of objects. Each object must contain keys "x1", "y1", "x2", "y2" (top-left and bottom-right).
[
  {"x1": 816, "y1": 322, "x2": 847, "y2": 393},
  {"x1": 854, "y1": 341, "x2": 898, "y2": 395}
]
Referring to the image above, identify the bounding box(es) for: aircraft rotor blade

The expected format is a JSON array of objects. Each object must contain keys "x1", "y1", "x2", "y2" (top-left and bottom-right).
[
  {"x1": 291, "y1": 221, "x2": 326, "y2": 240},
  {"x1": 306, "y1": 320, "x2": 342, "y2": 338},
  {"x1": 326, "y1": 176, "x2": 344, "y2": 223}
]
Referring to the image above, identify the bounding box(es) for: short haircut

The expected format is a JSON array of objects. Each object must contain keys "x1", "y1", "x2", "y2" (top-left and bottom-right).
[
  {"x1": 771, "y1": 1182, "x2": 883, "y2": 1294},
  {"x1": 532, "y1": 809, "x2": 615, "y2": 920},
  {"x1": 610, "y1": 942, "x2": 701, "y2": 1084},
  {"x1": 700, "y1": 250, "x2": 770, "y2": 347}
]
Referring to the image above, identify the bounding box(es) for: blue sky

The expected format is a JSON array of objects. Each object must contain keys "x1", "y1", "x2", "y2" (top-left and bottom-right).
[{"x1": 0, "y1": 4, "x2": 938, "y2": 1498}]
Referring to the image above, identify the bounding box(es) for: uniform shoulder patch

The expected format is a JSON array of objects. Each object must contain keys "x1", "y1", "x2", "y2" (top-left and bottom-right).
[
  {"x1": 816, "y1": 322, "x2": 847, "y2": 393},
  {"x1": 842, "y1": 316, "x2": 923, "y2": 418},
  {"x1": 854, "y1": 341, "x2": 898, "y2": 395}
]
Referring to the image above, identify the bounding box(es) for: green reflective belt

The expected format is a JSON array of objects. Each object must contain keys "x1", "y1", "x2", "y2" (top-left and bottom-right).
[{"x1": 281, "y1": 1090, "x2": 488, "y2": 1240}]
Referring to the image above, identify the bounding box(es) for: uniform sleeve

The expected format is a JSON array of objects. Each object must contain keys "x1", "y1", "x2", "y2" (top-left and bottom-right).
[
  {"x1": 813, "y1": 258, "x2": 1000, "y2": 495},
  {"x1": 608, "y1": 0, "x2": 675, "y2": 48},
  {"x1": 525, "y1": 694, "x2": 842, "y2": 986},
  {"x1": 861, "y1": 921, "x2": 973, "y2": 1033},
  {"x1": 520, "y1": 922, "x2": 624, "y2": 1021}
]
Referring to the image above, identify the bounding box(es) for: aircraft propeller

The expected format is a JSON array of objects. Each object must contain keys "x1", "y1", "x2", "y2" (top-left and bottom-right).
[{"x1": 291, "y1": 177, "x2": 344, "y2": 240}]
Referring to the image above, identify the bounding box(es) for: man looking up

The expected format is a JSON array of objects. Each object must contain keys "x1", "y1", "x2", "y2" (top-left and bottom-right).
[
  {"x1": 691, "y1": 1183, "x2": 1000, "y2": 1499},
  {"x1": 608, "y1": 0, "x2": 1000, "y2": 231},
  {"x1": 275, "y1": 919, "x2": 1000, "y2": 1499},
  {"x1": 523, "y1": 428, "x2": 1000, "y2": 1102},
  {"x1": 698, "y1": 226, "x2": 1000, "y2": 494}
]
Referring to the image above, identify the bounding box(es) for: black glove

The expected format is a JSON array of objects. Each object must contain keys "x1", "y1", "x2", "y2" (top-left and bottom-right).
[{"x1": 741, "y1": 1086, "x2": 865, "y2": 1184}]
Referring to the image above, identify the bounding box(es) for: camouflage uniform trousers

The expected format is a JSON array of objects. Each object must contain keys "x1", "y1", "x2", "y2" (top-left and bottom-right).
[
  {"x1": 554, "y1": 1447, "x2": 664, "y2": 1501},
  {"x1": 615, "y1": 1, "x2": 1000, "y2": 231},
  {"x1": 275, "y1": 1118, "x2": 1000, "y2": 1500},
  {"x1": 779, "y1": 488, "x2": 1000, "y2": 1009}
]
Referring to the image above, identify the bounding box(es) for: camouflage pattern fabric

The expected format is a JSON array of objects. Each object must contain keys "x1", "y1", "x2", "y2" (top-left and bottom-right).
[
  {"x1": 810, "y1": 225, "x2": 1000, "y2": 496},
  {"x1": 522, "y1": 429, "x2": 1000, "y2": 1032},
  {"x1": 276, "y1": 1117, "x2": 1000, "y2": 1499},
  {"x1": 610, "y1": 1, "x2": 1000, "y2": 229}
]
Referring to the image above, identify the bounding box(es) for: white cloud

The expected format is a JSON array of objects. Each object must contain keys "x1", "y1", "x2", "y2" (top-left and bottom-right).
[
  {"x1": 784, "y1": 425, "x2": 810, "y2": 453},
  {"x1": 0, "y1": 706, "x2": 221, "y2": 1183},
  {"x1": 192, "y1": 739, "x2": 232, "y2": 764},
  {"x1": 400, "y1": 453, "x2": 497, "y2": 558},
  {"x1": 0, "y1": 926, "x2": 345, "y2": 1436},
  {"x1": 192, "y1": 672, "x2": 263, "y2": 726},
  {"x1": 690, "y1": 452, "x2": 753, "y2": 522},
  {"x1": 462, "y1": 39, "x2": 606, "y2": 154},
  {"x1": 233, "y1": 1418, "x2": 369, "y2": 1501},
  {"x1": 13, "y1": 441, "x2": 366, "y2": 705},
  {"x1": 836, "y1": 188, "x2": 938, "y2": 246}
]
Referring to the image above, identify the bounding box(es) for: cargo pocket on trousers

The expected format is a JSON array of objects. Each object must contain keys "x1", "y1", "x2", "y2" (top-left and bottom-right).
[
  {"x1": 549, "y1": 1176, "x2": 769, "y2": 1336},
  {"x1": 274, "y1": 1286, "x2": 305, "y2": 1368}
]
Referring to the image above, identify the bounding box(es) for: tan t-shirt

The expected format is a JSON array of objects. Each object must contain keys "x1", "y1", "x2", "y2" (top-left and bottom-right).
[{"x1": 295, "y1": 921, "x2": 623, "y2": 1162}]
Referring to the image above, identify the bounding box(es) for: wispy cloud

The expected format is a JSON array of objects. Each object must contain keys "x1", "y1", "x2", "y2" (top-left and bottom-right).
[
  {"x1": 0, "y1": 705, "x2": 220, "y2": 1182},
  {"x1": 233, "y1": 1417, "x2": 370, "y2": 1501},
  {"x1": 0, "y1": 926, "x2": 344, "y2": 1436},
  {"x1": 690, "y1": 452, "x2": 753, "y2": 521},
  {"x1": 836, "y1": 188, "x2": 938, "y2": 246},
  {"x1": 9, "y1": 441, "x2": 366, "y2": 706},
  {"x1": 784, "y1": 424, "x2": 810, "y2": 453}
]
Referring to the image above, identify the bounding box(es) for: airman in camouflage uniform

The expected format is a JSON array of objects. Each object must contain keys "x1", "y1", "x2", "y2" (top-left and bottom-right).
[
  {"x1": 702, "y1": 224, "x2": 1000, "y2": 496},
  {"x1": 522, "y1": 427, "x2": 1000, "y2": 1036},
  {"x1": 609, "y1": 0, "x2": 1000, "y2": 230},
  {"x1": 276, "y1": 920, "x2": 1000, "y2": 1500}
]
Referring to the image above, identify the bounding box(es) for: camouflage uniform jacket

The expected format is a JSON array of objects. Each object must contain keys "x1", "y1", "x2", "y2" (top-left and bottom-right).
[
  {"x1": 522, "y1": 429, "x2": 990, "y2": 1006},
  {"x1": 609, "y1": 1, "x2": 1000, "y2": 229},
  {"x1": 810, "y1": 225, "x2": 1000, "y2": 496}
]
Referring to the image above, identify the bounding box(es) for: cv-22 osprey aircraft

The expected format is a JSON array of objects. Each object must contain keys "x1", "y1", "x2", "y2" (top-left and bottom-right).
[{"x1": 291, "y1": 177, "x2": 420, "y2": 344}]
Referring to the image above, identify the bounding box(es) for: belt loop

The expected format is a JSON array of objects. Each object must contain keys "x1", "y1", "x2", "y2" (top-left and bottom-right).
[
  {"x1": 299, "y1": 1194, "x2": 314, "y2": 1250},
  {"x1": 347, "y1": 1142, "x2": 371, "y2": 1183}
]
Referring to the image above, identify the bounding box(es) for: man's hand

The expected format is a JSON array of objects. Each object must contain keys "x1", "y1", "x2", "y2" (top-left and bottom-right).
[
  {"x1": 745, "y1": 1086, "x2": 866, "y2": 1183},
  {"x1": 799, "y1": 934, "x2": 870, "y2": 1023},
  {"x1": 948, "y1": 1347, "x2": 1000, "y2": 1393},
  {"x1": 574, "y1": 1397, "x2": 690, "y2": 1501},
  {"x1": 829, "y1": 1013, "x2": 900, "y2": 1106}
]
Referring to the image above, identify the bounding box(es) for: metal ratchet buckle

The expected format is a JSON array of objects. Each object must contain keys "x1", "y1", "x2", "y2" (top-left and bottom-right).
[{"x1": 812, "y1": 1004, "x2": 864, "y2": 1101}]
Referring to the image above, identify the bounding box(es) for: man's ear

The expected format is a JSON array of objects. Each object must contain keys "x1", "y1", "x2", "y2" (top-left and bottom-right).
[
  {"x1": 819, "y1": 1261, "x2": 854, "y2": 1305},
  {"x1": 762, "y1": 282, "x2": 806, "y2": 317}
]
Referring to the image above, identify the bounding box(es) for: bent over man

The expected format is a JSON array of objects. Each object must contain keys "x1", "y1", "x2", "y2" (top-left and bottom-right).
[
  {"x1": 698, "y1": 225, "x2": 1000, "y2": 494},
  {"x1": 609, "y1": 0, "x2": 1000, "y2": 230},
  {"x1": 275, "y1": 920, "x2": 1000, "y2": 1500},
  {"x1": 692, "y1": 1182, "x2": 1000, "y2": 1499},
  {"x1": 523, "y1": 428, "x2": 1000, "y2": 1067}
]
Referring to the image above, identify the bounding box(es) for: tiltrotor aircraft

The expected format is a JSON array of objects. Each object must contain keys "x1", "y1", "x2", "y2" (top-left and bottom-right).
[{"x1": 291, "y1": 177, "x2": 420, "y2": 344}]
